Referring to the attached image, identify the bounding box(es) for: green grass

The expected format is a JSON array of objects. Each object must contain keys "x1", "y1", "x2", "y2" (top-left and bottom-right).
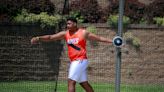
[{"x1": 0, "y1": 81, "x2": 163, "y2": 92}]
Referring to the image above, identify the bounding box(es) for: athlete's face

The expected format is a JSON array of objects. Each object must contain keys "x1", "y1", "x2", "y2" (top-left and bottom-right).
[{"x1": 66, "y1": 20, "x2": 77, "y2": 30}]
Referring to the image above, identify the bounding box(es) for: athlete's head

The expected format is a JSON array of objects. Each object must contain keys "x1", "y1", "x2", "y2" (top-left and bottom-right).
[{"x1": 66, "y1": 17, "x2": 77, "y2": 30}]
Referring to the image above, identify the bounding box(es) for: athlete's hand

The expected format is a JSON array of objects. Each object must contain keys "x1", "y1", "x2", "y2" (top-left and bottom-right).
[{"x1": 31, "y1": 37, "x2": 39, "y2": 44}]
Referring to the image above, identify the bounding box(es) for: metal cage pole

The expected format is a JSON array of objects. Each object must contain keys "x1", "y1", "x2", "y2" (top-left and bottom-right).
[{"x1": 115, "y1": 0, "x2": 125, "y2": 92}]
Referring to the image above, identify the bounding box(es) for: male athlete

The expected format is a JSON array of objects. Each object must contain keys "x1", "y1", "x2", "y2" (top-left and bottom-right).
[{"x1": 31, "y1": 17, "x2": 113, "y2": 92}]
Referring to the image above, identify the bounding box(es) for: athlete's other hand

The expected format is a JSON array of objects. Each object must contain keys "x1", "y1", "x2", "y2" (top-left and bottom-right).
[{"x1": 31, "y1": 37, "x2": 39, "y2": 44}]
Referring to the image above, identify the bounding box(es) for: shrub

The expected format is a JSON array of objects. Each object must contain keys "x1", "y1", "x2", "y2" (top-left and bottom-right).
[
  {"x1": 70, "y1": 0, "x2": 101, "y2": 23},
  {"x1": 145, "y1": 0, "x2": 164, "y2": 23},
  {"x1": 139, "y1": 18, "x2": 148, "y2": 25},
  {"x1": 14, "y1": 9, "x2": 63, "y2": 29},
  {"x1": 124, "y1": 0, "x2": 145, "y2": 23},
  {"x1": 153, "y1": 17, "x2": 164, "y2": 26},
  {"x1": 107, "y1": 0, "x2": 119, "y2": 14},
  {"x1": 123, "y1": 32, "x2": 141, "y2": 50},
  {"x1": 106, "y1": 0, "x2": 163, "y2": 24},
  {"x1": 0, "y1": 0, "x2": 55, "y2": 22},
  {"x1": 107, "y1": 15, "x2": 130, "y2": 29},
  {"x1": 132, "y1": 37, "x2": 141, "y2": 49},
  {"x1": 106, "y1": 0, "x2": 145, "y2": 23}
]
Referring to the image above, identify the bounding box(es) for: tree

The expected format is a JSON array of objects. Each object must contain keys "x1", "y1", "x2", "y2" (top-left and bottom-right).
[{"x1": 0, "y1": 0, "x2": 55, "y2": 22}]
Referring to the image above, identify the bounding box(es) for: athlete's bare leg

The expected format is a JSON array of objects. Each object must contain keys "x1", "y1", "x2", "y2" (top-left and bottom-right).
[
  {"x1": 80, "y1": 81, "x2": 94, "y2": 92},
  {"x1": 68, "y1": 79, "x2": 76, "y2": 92}
]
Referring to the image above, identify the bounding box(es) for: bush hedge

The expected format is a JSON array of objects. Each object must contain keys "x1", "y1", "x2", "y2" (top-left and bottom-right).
[
  {"x1": 153, "y1": 17, "x2": 164, "y2": 26},
  {"x1": 107, "y1": 0, "x2": 146, "y2": 23},
  {"x1": 0, "y1": 0, "x2": 55, "y2": 22},
  {"x1": 0, "y1": 0, "x2": 163, "y2": 24},
  {"x1": 107, "y1": 15, "x2": 130, "y2": 29},
  {"x1": 145, "y1": 0, "x2": 164, "y2": 23},
  {"x1": 70, "y1": 0, "x2": 101, "y2": 23},
  {"x1": 14, "y1": 9, "x2": 63, "y2": 29},
  {"x1": 123, "y1": 32, "x2": 141, "y2": 50}
]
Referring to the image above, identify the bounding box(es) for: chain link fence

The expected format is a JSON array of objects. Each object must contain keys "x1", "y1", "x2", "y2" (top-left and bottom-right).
[{"x1": 1, "y1": 23, "x2": 163, "y2": 92}]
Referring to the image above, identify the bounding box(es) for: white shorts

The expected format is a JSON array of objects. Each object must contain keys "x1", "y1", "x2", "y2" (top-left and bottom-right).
[{"x1": 68, "y1": 59, "x2": 88, "y2": 83}]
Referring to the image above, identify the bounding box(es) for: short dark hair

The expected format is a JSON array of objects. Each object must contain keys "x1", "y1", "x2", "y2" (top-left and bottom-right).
[{"x1": 67, "y1": 17, "x2": 77, "y2": 23}]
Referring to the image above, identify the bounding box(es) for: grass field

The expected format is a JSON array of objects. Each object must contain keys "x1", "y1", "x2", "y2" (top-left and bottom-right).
[{"x1": 0, "y1": 81, "x2": 163, "y2": 92}]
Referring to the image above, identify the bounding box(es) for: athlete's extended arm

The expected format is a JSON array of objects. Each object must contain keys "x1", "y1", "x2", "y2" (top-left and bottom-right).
[
  {"x1": 31, "y1": 31, "x2": 66, "y2": 44},
  {"x1": 85, "y1": 31, "x2": 113, "y2": 43}
]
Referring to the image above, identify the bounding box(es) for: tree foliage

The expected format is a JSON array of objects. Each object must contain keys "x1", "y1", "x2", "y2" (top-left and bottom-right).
[
  {"x1": 145, "y1": 0, "x2": 164, "y2": 23},
  {"x1": 0, "y1": 0, "x2": 55, "y2": 22},
  {"x1": 107, "y1": 0, "x2": 145, "y2": 23},
  {"x1": 107, "y1": 15, "x2": 130, "y2": 29},
  {"x1": 14, "y1": 9, "x2": 63, "y2": 29},
  {"x1": 70, "y1": 0, "x2": 101, "y2": 23}
]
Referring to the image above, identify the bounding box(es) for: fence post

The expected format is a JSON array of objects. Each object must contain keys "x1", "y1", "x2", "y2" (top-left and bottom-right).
[{"x1": 115, "y1": 0, "x2": 125, "y2": 92}]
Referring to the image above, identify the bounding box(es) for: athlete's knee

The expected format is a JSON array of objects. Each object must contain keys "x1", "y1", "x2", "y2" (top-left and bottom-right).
[
  {"x1": 68, "y1": 79, "x2": 76, "y2": 86},
  {"x1": 80, "y1": 82, "x2": 94, "y2": 92}
]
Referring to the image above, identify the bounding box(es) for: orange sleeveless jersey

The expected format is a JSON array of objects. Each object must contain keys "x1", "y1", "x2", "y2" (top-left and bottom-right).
[{"x1": 65, "y1": 29, "x2": 87, "y2": 62}]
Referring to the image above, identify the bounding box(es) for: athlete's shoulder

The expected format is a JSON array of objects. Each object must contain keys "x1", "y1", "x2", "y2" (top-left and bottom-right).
[{"x1": 78, "y1": 27, "x2": 87, "y2": 34}]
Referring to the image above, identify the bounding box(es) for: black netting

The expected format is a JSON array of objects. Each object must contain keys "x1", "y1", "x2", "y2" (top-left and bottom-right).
[{"x1": 0, "y1": 25, "x2": 63, "y2": 92}]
